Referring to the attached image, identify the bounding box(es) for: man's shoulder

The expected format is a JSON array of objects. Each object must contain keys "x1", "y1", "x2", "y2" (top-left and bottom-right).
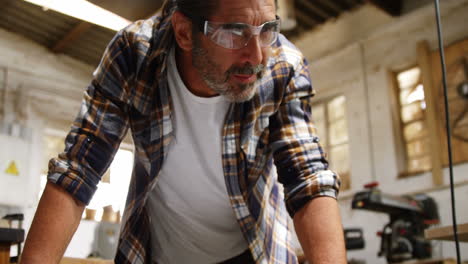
[
  {"x1": 120, "y1": 15, "x2": 162, "y2": 45},
  {"x1": 269, "y1": 34, "x2": 306, "y2": 71}
]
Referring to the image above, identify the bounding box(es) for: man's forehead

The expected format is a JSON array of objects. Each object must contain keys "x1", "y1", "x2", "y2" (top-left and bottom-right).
[{"x1": 211, "y1": 0, "x2": 276, "y2": 24}]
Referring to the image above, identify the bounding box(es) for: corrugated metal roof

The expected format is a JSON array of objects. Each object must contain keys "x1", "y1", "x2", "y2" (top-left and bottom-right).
[
  {"x1": 1, "y1": 0, "x2": 76, "y2": 46},
  {"x1": 286, "y1": 0, "x2": 365, "y2": 39},
  {"x1": 1, "y1": 0, "x2": 400, "y2": 67},
  {"x1": 0, "y1": 0, "x2": 115, "y2": 65},
  {"x1": 66, "y1": 26, "x2": 115, "y2": 65}
]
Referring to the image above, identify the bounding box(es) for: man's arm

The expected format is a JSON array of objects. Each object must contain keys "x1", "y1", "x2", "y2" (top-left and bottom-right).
[
  {"x1": 293, "y1": 196, "x2": 346, "y2": 264},
  {"x1": 269, "y1": 42, "x2": 345, "y2": 263},
  {"x1": 20, "y1": 183, "x2": 85, "y2": 264},
  {"x1": 19, "y1": 24, "x2": 140, "y2": 263}
]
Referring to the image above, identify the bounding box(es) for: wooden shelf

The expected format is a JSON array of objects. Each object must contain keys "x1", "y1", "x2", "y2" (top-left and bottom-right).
[{"x1": 424, "y1": 223, "x2": 468, "y2": 242}]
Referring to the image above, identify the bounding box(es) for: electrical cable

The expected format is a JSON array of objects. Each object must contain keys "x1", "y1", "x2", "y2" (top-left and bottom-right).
[
  {"x1": 433, "y1": 1, "x2": 461, "y2": 263},
  {"x1": 359, "y1": 42, "x2": 378, "y2": 182}
]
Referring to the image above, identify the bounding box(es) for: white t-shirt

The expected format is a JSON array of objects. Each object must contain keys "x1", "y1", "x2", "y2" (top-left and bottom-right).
[{"x1": 147, "y1": 48, "x2": 248, "y2": 264}]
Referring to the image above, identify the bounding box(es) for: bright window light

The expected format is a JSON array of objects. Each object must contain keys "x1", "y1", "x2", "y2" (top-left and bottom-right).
[
  {"x1": 109, "y1": 149, "x2": 134, "y2": 213},
  {"x1": 87, "y1": 149, "x2": 133, "y2": 214},
  {"x1": 407, "y1": 84, "x2": 425, "y2": 104},
  {"x1": 23, "y1": 0, "x2": 131, "y2": 31}
]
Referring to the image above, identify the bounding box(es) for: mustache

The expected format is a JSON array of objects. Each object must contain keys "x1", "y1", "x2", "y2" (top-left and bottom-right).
[{"x1": 227, "y1": 63, "x2": 265, "y2": 76}]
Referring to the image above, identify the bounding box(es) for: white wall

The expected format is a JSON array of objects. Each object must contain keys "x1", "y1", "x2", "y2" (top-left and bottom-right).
[
  {"x1": 293, "y1": 0, "x2": 468, "y2": 262},
  {"x1": 0, "y1": 26, "x2": 93, "y2": 127},
  {"x1": 0, "y1": 26, "x2": 135, "y2": 258},
  {"x1": 0, "y1": 27, "x2": 95, "y2": 257},
  {"x1": 0, "y1": 25, "x2": 137, "y2": 258}
]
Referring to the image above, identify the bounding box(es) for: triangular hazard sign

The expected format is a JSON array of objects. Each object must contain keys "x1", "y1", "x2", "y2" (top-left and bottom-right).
[{"x1": 5, "y1": 161, "x2": 19, "y2": 176}]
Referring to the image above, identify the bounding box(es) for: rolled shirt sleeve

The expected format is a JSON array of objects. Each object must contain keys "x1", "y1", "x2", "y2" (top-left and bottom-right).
[
  {"x1": 47, "y1": 29, "x2": 135, "y2": 205},
  {"x1": 269, "y1": 57, "x2": 341, "y2": 217}
]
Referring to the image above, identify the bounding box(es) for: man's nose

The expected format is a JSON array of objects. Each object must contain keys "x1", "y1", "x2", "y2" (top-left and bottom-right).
[{"x1": 239, "y1": 36, "x2": 264, "y2": 66}]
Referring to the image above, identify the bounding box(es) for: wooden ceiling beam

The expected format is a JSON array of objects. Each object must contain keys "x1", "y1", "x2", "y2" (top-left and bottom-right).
[
  {"x1": 340, "y1": 0, "x2": 361, "y2": 8},
  {"x1": 367, "y1": 0, "x2": 402, "y2": 16},
  {"x1": 294, "y1": 8, "x2": 321, "y2": 28},
  {"x1": 144, "y1": 7, "x2": 162, "y2": 19},
  {"x1": 335, "y1": 0, "x2": 352, "y2": 9},
  {"x1": 315, "y1": 0, "x2": 343, "y2": 15},
  {"x1": 87, "y1": 0, "x2": 163, "y2": 21},
  {"x1": 296, "y1": 0, "x2": 329, "y2": 20},
  {"x1": 51, "y1": 21, "x2": 93, "y2": 53}
]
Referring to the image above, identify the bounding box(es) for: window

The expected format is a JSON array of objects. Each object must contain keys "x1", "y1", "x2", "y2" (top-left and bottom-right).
[
  {"x1": 313, "y1": 95, "x2": 351, "y2": 191},
  {"x1": 84, "y1": 148, "x2": 133, "y2": 221},
  {"x1": 393, "y1": 39, "x2": 468, "y2": 180},
  {"x1": 394, "y1": 67, "x2": 431, "y2": 177}
]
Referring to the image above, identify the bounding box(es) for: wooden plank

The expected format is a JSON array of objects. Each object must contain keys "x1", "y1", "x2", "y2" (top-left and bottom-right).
[
  {"x1": 417, "y1": 40, "x2": 444, "y2": 186},
  {"x1": 144, "y1": 7, "x2": 162, "y2": 19},
  {"x1": 0, "y1": 243, "x2": 10, "y2": 264},
  {"x1": 60, "y1": 257, "x2": 113, "y2": 264},
  {"x1": 425, "y1": 223, "x2": 468, "y2": 242},
  {"x1": 87, "y1": 0, "x2": 161, "y2": 21},
  {"x1": 52, "y1": 21, "x2": 93, "y2": 53},
  {"x1": 395, "y1": 258, "x2": 456, "y2": 264},
  {"x1": 430, "y1": 38, "x2": 468, "y2": 167},
  {"x1": 387, "y1": 70, "x2": 408, "y2": 176}
]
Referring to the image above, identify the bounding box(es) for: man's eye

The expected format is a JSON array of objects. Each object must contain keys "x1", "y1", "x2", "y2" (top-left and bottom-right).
[
  {"x1": 222, "y1": 23, "x2": 247, "y2": 30},
  {"x1": 262, "y1": 22, "x2": 279, "y2": 32}
]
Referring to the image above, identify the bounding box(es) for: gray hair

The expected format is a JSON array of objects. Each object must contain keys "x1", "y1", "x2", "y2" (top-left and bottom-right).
[{"x1": 160, "y1": 0, "x2": 219, "y2": 20}]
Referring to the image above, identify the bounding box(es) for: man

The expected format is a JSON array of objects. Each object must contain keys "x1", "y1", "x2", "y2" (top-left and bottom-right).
[{"x1": 21, "y1": 0, "x2": 346, "y2": 263}]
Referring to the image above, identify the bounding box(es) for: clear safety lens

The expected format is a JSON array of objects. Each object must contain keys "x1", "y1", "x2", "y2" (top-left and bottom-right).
[{"x1": 204, "y1": 17, "x2": 280, "y2": 49}]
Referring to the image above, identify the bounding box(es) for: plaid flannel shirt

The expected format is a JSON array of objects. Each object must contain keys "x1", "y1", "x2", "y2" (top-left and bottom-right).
[{"x1": 48, "y1": 4, "x2": 340, "y2": 264}]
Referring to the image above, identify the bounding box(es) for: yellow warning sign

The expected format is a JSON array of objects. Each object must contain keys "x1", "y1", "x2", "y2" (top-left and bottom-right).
[{"x1": 5, "y1": 161, "x2": 19, "y2": 176}]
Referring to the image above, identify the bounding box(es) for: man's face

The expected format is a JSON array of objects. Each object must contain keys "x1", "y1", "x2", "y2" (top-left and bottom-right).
[{"x1": 191, "y1": 0, "x2": 276, "y2": 102}]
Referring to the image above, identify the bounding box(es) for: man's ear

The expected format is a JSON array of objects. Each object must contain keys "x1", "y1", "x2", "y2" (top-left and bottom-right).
[{"x1": 172, "y1": 11, "x2": 193, "y2": 51}]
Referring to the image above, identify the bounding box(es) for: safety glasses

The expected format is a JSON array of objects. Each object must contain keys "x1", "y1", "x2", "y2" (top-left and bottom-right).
[{"x1": 189, "y1": 15, "x2": 281, "y2": 49}]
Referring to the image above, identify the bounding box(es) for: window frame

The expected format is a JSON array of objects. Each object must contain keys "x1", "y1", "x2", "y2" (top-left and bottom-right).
[
  {"x1": 390, "y1": 65, "x2": 435, "y2": 178},
  {"x1": 312, "y1": 94, "x2": 351, "y2": 191}
]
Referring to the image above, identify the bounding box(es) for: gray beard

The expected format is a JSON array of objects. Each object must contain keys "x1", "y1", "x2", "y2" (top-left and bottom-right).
[{"x1": 192, "y1": 40, "x2": 265, "y2": 103}]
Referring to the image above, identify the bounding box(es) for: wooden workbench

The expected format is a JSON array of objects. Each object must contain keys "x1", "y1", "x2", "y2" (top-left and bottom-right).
[
  {"x1": 394, "y1": 259, "x2": 456, "y2": 264},
  {"x1": 60, "y1": 257, "x2": 113, "y2": 264}
]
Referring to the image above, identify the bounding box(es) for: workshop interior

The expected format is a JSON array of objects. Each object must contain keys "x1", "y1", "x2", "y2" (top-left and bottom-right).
[{"x1": 1, "y1": 0, "x2": 468, "y2": 263}]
